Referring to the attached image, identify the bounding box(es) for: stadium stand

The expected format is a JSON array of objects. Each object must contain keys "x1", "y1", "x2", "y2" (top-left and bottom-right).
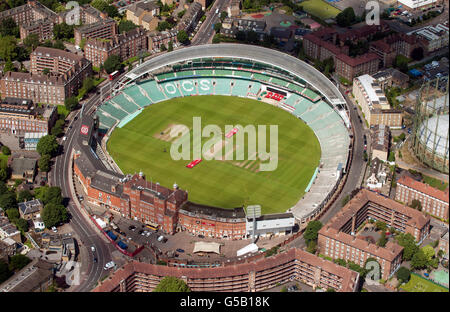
[
  {"x1": 176, "y1": 70, "x2": 195, "y2": 78},
  {"x1": 111, "y1": 93, "x2": 140, "y2": 114},
  {"x1": 231, "y1": 79, "x2": 250, "y2": 97},
  {"x1": 100, "y1": 102, "x2": 128, "y2": 120},
  {"x1": 196, "y1": 69, "x2": 214, "y2": 76},
  {"x1": 214, "y1": 78, "x2": 232, "y2": 95},
  {"x1": 253, "y1": 73, "x2": 271, "y2": 82},
  {"x1": 215, "y1": 69, "x2": 234, "y2": 76},
  {"x1": 160, "y1": 81, "x2": 183, "y2": 99},
  {"x1": 139, "y1": 80, "x2": 167, "y2": 103},
  {"x1": 179, "y1": 79, "x2": 198, "y2": 96},
  {"x1": 156, "y1": 72, "x2": 176, "y2": 81},
  {"x1": 198, "y1": 78, "x2": 214, "y2": 95},
  {"x1": 301, "y1": 88, "x2": 321, "y2": 102},
  {"x1": 234, "y1": 70, "x2": 253, "y2": 78},
  {"x1": 123, "y1": 86, "x2": 151, "y2": 108},
  {"x1": 248, "y1": 82, "x2": 261, "y2": 96}
]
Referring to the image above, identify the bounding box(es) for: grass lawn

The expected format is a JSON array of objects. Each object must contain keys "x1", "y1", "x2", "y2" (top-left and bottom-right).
[
  {"x1": 301, "y1": 0, "x2": 341, "y2": 20},
  {"x1": 422, "y1": 175, "x2": 449, "y2": 191},
  {"x1": 400, "y1": 274, "x2": 449, "y2": 292},
  {"x1": 57, "y1": 105, "x2": 70, "y2": 118},
  {"x1": 107, "y1": 96, "x2": 321, "y2": 214}
]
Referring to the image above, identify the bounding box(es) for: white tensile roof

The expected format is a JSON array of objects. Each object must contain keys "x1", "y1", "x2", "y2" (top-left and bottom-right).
[{"x1": 193, "y1": 242, "x2": 221, "y2": 254}]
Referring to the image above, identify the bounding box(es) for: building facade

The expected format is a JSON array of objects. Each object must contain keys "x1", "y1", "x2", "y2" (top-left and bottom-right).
[
  {"x1": 395, "y1": 175, "x2": 449, "y2": 220},
  {"x1": 94, "y1": 248, "x2": 360, "y2": 292},
  {"x1": 318, "y1": 188, "x2": 431, "y2": 279}
]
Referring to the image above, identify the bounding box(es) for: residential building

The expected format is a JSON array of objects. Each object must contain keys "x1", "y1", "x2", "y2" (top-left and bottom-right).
[
  {"x1": 0, "y1": 216, "x2": 21, "y2": 243},
  {"x1": 147, "y1": 30, "x2": 178, "y2": 52},
  {"x1": 228, "y1": 0, "x2": 241, "y2": 17},
  {"x1": 94, "y1": 248, "x2": 360, "y2": 292},
  {"x1": 24, "y1": 133, "x2": 48, "y2": 150},
  {"x1": 1, "y1": 47, "x2": 92, "y2": 105},
  {"x1": 126, "y1": 0, "x2": 160, "y2": 31},
  {"x1": 74, "y1": 19, "x2": 118, "y2": 47},
  {"x1": 395, "y1": 175, "x2": 449, "y2": 220},
  {"x1": 0, "y1": 0, "x2": 59, "y2": 41},
  {"x1": 270, "y1": 27, "x2": 292, "y2": 43},
  {"x1": 177, "y1": 1, "x2": 202, "y2": 32},
  {"x1": 18, "y1": 199, "x2": 44, "y2": 221},
  {"x1": 0, "y1": 238, "x2": 17, "y2": 260},
  {"x1": 0, "y1": 98, "x2": 57, "y2": 135},
  {"x1": 33, "y1": 215, "x2": 45, "y2": 232},
  {"x1": 84, "y1": 28, "x2": 148, "y2": 68},
  {"x1": 353, "y1": 74, "x2": 403, "y2": 128},
  {"x1": 318, "y1": 188, "x2": 431, "y2": 279},
  {"x1": 372, "y1": 68, "x2": 410, "y2": 90},
  {"x1": 221, "y1": 18, "x2": 266, "y2": 41},
  {"x1": 0, "y1": 259, "x2": 54, "y2": 292},
  {"x1": 371, "y1": 125, "x2": 390, "y2": 161},
  {"x1": 336, "y1": 53, "x2": 380, "y2": 82},
  {"x1": 10, "y1": 156, "x2": 37, "y2": 184},
  {"x1": 365, "y1": 158, "x2": 391, "y2": 194},
  {"x1": 407, "y1": 23, "x2": 449, "y2": 53}
]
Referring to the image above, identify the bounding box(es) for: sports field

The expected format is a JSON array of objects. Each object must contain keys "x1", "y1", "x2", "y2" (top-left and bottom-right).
[
  {"x1": 301, "y1": 0, "x2": 341, "y2": 20},
  {"x1": 107, "y1": 96, "x2": 321, "y2": 214},
  {"x1": 400, "y1": 274, "x2": 449, "y2": 293}
]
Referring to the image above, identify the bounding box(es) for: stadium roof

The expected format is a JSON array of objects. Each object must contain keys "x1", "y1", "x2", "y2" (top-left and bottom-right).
[{"x1": 120, "y1": 44, "x2": 345, "y2": 105}]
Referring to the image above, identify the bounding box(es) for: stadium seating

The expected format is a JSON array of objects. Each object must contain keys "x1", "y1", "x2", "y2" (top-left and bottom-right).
[
  {"x1": 179, "y1": 79, "x2": 198, "y2": 96},
  {"x1": 215, "y1": 69, "x2": 234, "y2": 76},
  {"x1": 234, "y1": 70, "x2": 253, "y2": 79},
  {"x1": 288, "y1": 83, "x2": 305, "y2": 94},
  {"x1": 271, "y1": 77, "x2": 290, "y2": 88},
  {"x1": 123, "y1": 86, "x2": 151, "y2": 108},
  {"x1": 284, "y1": 94, "x2": 301, "y2": 107},
  {"x1": 197, "y1": 78, "x2": 214, "y2": 95},
  {"x1": 196, "y1": 69, "x2": 214, "y2": 76},
  {"x1": 139, "y1": 80, "x2": 167, "y2": 103},
  {"x1": 111, "y1": 93, "x2": 140, "y2": 114},
  {"x1": 156, "y1": 72, "x2": 176, "y2": 81},
  {"x1": 253, "y1": 73, "x2": 271, "y2": 82},
  {"x1": 231, "y1": 79, "x2": 250, "y2": 97},
  {"x1": 248, "y1": 82, "x2": 261, "y2": 96},
  {"x1": 301, "y1": 88, "x2": 321, "y2": 102},
  {"x1": 214, "y1": 78, "x2": 232, "y2": 95},
  {"x1": 176, "y1": 70, "x2": 195, "y2": 78},
  {"x1": 160, "y1": 81, "x2": 183, "y2": 99},
  {"x1": 100, "y1": 102, "x2": 128, "y2": 120},
  {"x1": 97, "y1": 111, "x2": 118, "y2": 130}
]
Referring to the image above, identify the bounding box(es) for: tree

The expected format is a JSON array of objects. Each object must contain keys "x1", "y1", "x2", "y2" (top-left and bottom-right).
[
  {"x1": 396, "y1": 267, "x2": 411, "y2": 284},
  {"x1": 118, "y1": 20, "x2": 138, "y2": 34},
  {"x1": 306, "y1": 240, "x2": 317, "y2": 254},
  {"x1": 396, "y1": 233, "x2": 419, "y2": 261},
  {"x1": 15, "y1": 217, "x2": 28, "y2": 233},
  {"x1": 6, "y1": 208, "x2": 19, "y2": 222},
  {"x1": 23, "y1": 34, "x2": 39, "y2": 51},
  {"x1": 1, "y1": 193, "x2": 17, "y2": 211},
  {"x1": 153, "y1": 276, "x2": 191, "y2": 292},
  {"x1": 326, "y1": 287, "x2": 335, "y2": 292},
  {"x1": 17, "y1": 190, "x2": 33, "y2": 203},
  {"x1": 220, "y1": 11, "x2": 228, "y2": 21},
  {"x1": 64, "y1": 96, "x2": 79, "y2": 112},
  {"x1": 104, "y1": 5, "x2": 119, "y2": 18},
  {"x1": 0, "y1": 36, "x2": 17, "y2": 61},
  {"x1": 212, "y1": 34, "x2": 221, "y2": 44},
  {"x1": 2, "y1": 59, "x2": 15, "y2": 72},
  {"x1": 42, "y1": 68, "x2": 50, "y2": 76},
  {"x1": 393, "y1": 55, "x2": 409, "y2": 73},
  {"x1": 303, "y1": 220, "x2": 323, "y2": 244},
  {"x1": 51, "y1": 119, "x2": 65, "y2": 137},
  {"x1": 177, "y1": 30, "x2": 189, "y2": 44},
  {"x1": 39, "y1": 186, "x2": 62, "y2": 206},
  {"x1": 375, "y1": 221, "x2": 387, "y2": 232},
  {"x1": 38, "y1": 154, "x2": 52, "y2": 172},
  {"x1": 0, "y1": 259, "x2": 12, "y2": 284},
  {"x1": 42, "y1": 203, "x2": 68, "y2": 228},
  {"x1": 377, "y1": 232, "x2": 387, "y2": 247},
  {"x1": 168, "y1": 40, "x2": 173, "y2": 52},
  {"x1": 8, "y1": 254, "x2": 31, "y2": 272},
  {"x1": 422, "y1": 245, "x2": 435, "y2": 261},
  {"x1": 36, "y1": 135, "x2": 59, "y2": 157},
  {"x1": 0, "y1": 17, "x2": 19, "y2": 37},
  {"x1": 52, "y1": 40, "x2": 66, "y2": 51},
  {"x1": 178, "y1": 9, "x2": 186, "y2": 18},
  {"x1": 53, "y1": 22, "x2": 74, "y2": 40},
  {"x1": 160, "y1": 44, "x2": 167, "y2": 51},
  {"x1": 336, "y1": 7, "x2": 356, "y2": 27},
  {"x1": 214, "y1": 22, "x2": 222, "y2": 33},
  {"x1": 82, "y1": 77, "x2": 94, "y2": 93},
  {"x1": 388, "y1": 151, "x2": 395, "y2": 162},
  {"x1": 0, "y1": 168, "x2": 7, "y2": 182},
  {"x1": 103, "y1": 54, "x2": 122, "y2": 74},
  {"x1": 410, "y1": 199, "x2": 422, "y2": 211},
  {"x1": 411, "y1": 249, "x2": 428, "y2": 270},
  {"x1": 1, "y1": 145, "x2": 10, "y2": 155}
]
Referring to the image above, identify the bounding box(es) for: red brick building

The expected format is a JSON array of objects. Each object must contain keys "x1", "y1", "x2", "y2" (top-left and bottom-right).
[
  {"x1": 395, "y1": 175, "x2": 449, "y2": 220},
  {"x1": 93, "y1": 248, "x2": 360, "y2": 292},
  {"x1": 84, "y1": 28, "x2": 148, "y2": 68},
  {"x1": 318, "y1": 189, "x2": 431, "y2": 279},
  {"x1": 335, "y1": 53, "x2": 380, "y2": 82}
]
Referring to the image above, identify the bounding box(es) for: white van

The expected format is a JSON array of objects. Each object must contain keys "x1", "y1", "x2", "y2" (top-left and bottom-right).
[
  {"x1": 157, "y1": 235, "x2": 164, "y2": 242},
  {"x1": 104, "y1": 261, "x2": 115, "y2": 270}
]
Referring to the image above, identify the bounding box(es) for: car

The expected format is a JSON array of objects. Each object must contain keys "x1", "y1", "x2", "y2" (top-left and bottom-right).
[
  {"x1": 74, "y1": 116, "x2": 78, "y2": 121},
  {"x1": 93, "y1": 257, "x2": 98, "y2": 263},
  {"x1": 128, "y1": 225, "x2": 136, "y2": 231},
  {"x1": 91, "y1": 246, "x2": 96, "y2": 252},
  {"x1": 138, "y1": 230, "x2": 144, "y2": 235},
  {"x1": 146, "y1": 232, "x2": 151, "y2": 237},
  {"x1": 51, "y1": 226, "x2": 58, "y2": 233},
  {"x1": 198, "y1": 234, "x2": 205, "y2": 239},
  {"x1": 62, "y1": 136, "x2": 67, "y2": 141},
  {"x1": 141, "y1": 231, "x2": 146, "y2": 236},
  {"x1": 78, "y1": 196, "x2": 84, "y2": 201},
  {"x1": 68, "y1": 126, "x2": 72, "y2": 129},
  {"x1": 157, "y1": 235, "x2": 165, "y2": 242},
  {"x1": 176, "y1": 248, "x2": 185, "y2": 253},
  {"x1": 104, "y1": 261, "x2": 115, "y2": 270}
]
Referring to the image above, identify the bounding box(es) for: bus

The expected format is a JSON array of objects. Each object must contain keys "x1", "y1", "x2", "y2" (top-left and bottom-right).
[
  {"x1": 109, "y1": 70, "x2": 120, "y2": 81},
  {"x1": 145, "y1": 221, "x2": 159, "y2": 231}
]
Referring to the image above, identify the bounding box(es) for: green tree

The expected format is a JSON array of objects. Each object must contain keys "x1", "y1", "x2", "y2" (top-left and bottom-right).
[
  {"x1": 220, "y1": 11, "x2": 228, "y2": 21},
  {"x1": 51, "y1": 119, "x2": 65, "y2": 137},
  {"x1": 42, "y1": 68, "x2": 50, "y2": 76},
  {"x1": 15, "y1": 217, "x2": 28, "y2": 232},
  {"x1": 38, "y1": 186, "x2": 63, "y2": 206},
  {"x1": 1, "y1": 145, "x2": 10, "y2": 155},
  {"x1": 1, "y1": 192, "x2": 17, "y2": 211},
  {"x1": 326, "y1": 287, "x2": 335, "y2": 292},
  {"x1": 17, "y1": 190, "x2": 33, "y2": 203},
  {"x1": 64, "y1": 96, "x2": 79, "y2": 112},
  {"x1": 2, "y1": 59, "x2": 15, "y2": 72},
  {"x1": 336, "y1": 7, "x2": 356, "y2": 27},
  {"x1": 214, "y1": 22, "x2": 222, "y2": 33},
  {"x1": 0, "y1": 17, "x2": 19, "y2": 37},
  {"x1": 0, "y1": 36, "x2": 18, "y2": 61},
  {"x1": 396, "y1": 266, "x2": 411, "y2": 284},
  {"x1": 118, "y1": 20, "x2": 139, "y2": 34},
  {"x1": 42, "y1": 202, "x2": 68, "y2": 228},
  {"x1": 177, "y1": 30, "x2": 189, "y2": 44},
  {"x1": 167, "y1": 40, "x2": 173, "y2": 52},
  {"x1": 396, "y1": 233, "x2": 419, "y2": 261},
  {"x1": 212, "y1": 34, "x2": 221, "y2": 44},
  {"x1": 103, "y1": 54, "x2": 122, "y2": 74},
  {"x1": 36, "y1": 135, "x2": 59, "y2": 157},
  {"x1": 38, "y1": 154, "x2": 52, "y2": 172},
  {"x1": 53, "y1": 22, "x2": 74, "y2": 40},
  {"x1": 411, "y1": 249, "x2": 428, "y2": 270},
  {"x1": 153, "y1": 276, "x2": 191, "y2": 292},
  {"x1": 375, "y1": 221, "x2": 387, "y2": 232},
  {"x1": 82, "y1": 77, "x2": 94, "y2": 93},
  {"x1": 0, "y1": 168, "x2": 7, "y2": 182},
  {"x1": 104, "y1": 5, "x2": 119, "y2": 18},
  {"x1": 410, "y1": 199, "x2": 422, "y2": 211},
  {"x1": 388, "y1": 151, "x2": 395, "y2": 162},
  {"x1": 8, "y1": 254, "x2": 31, "y2": 272},
  {"x1": 0, "y1": 259, "x2": 12, "y2": 284},
  {"x1": 5, "y1": 207, "x2": 19, "y2": 222},
  {"x1": 306, "y1": 240, "x2": 317, "y2": 254},
  {"x1": 421, "y1": 245, "x2": 435, "y2": 261},
  {"x1": 303, "y1": 220, "x2": 323, "y2": 244},
  {"x1": 177, "y1": 9, "x2": 186, "y2": 18},
  {"x1": 52, "y1": 40, "x2": 66, "y2": 51},
  {"x1": 377, "y1": 232, "x2": 387, "y2": 247}
]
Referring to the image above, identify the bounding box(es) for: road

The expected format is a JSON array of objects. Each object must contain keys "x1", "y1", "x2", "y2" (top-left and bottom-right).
[
  {"x1": 191, "y1": 0, "x2": 230, "y2": 45},
  {"x1": 50, "y1": 92, "x2": 114, "y2": 292}
]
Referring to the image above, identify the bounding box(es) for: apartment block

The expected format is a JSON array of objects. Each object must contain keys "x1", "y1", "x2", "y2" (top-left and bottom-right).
[
  {"x1": 84, "y1": 28, "x2": 148, "y2": 68},
  {"x1": 126, "y1": 0, "x2": 160, "y2": 31},
  {"x1": 395, "y1": 175, "x2": 449, "y2": 220},
  {"x1": 74, "y1": 19, "x2": 118, "y2": 47},
  {"x1": 177, "y1": 1, "x2": 202, "y2": 32},
  {"x1": 318, "y1": 189, "x2": 431, "y2": 279},
  {"x1": 353, "y1": 74, "x2": 403, "y2": 128},
  {"x1": 147, "y1": 30, "x2": 178, "y2": 52},
  {"x1": 408, "y1": 23, "x2": 449, "y2": 53}
]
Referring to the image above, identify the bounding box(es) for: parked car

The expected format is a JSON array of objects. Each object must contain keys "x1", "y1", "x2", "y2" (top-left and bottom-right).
[
  {"x1": 51, "y1": 226, "x2": 58, "y2": 233},
  {"x1": 104, "y1": 261, "x2": 115, "y2": 270},
  {"x1": 91, "y1": 246, "x2": 96, "y2": 252},
  {"x1": 176, "y1": 248, "x2": 185, "y2": 253},
  {"x1": 93, "y1": 257, "x2": 98, "y2": 263},
  {"x1": 198, "y1": 234, "x2": 205, "y2": 239}
]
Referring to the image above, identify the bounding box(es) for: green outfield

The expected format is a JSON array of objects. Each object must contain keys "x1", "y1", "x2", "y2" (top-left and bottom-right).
[
  {"x1": 400, "y1": 274, "x2": 449, "y2": 292},
  {"x1": 301, "y1": 0, "x2": 341, "y2": 20},
  {"x1": 107, "y1": 95, "x2": 321, "y2": 214}
]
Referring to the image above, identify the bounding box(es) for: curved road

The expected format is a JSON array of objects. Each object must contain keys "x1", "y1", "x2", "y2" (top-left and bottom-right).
[{"x1": 51, "y1": 93, "x2": 114, "y2": 292}]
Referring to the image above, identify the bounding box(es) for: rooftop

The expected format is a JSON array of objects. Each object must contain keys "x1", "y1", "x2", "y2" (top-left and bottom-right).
[{"x1": 397, "y1": 175, "x2": 449, "y2": 203}]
